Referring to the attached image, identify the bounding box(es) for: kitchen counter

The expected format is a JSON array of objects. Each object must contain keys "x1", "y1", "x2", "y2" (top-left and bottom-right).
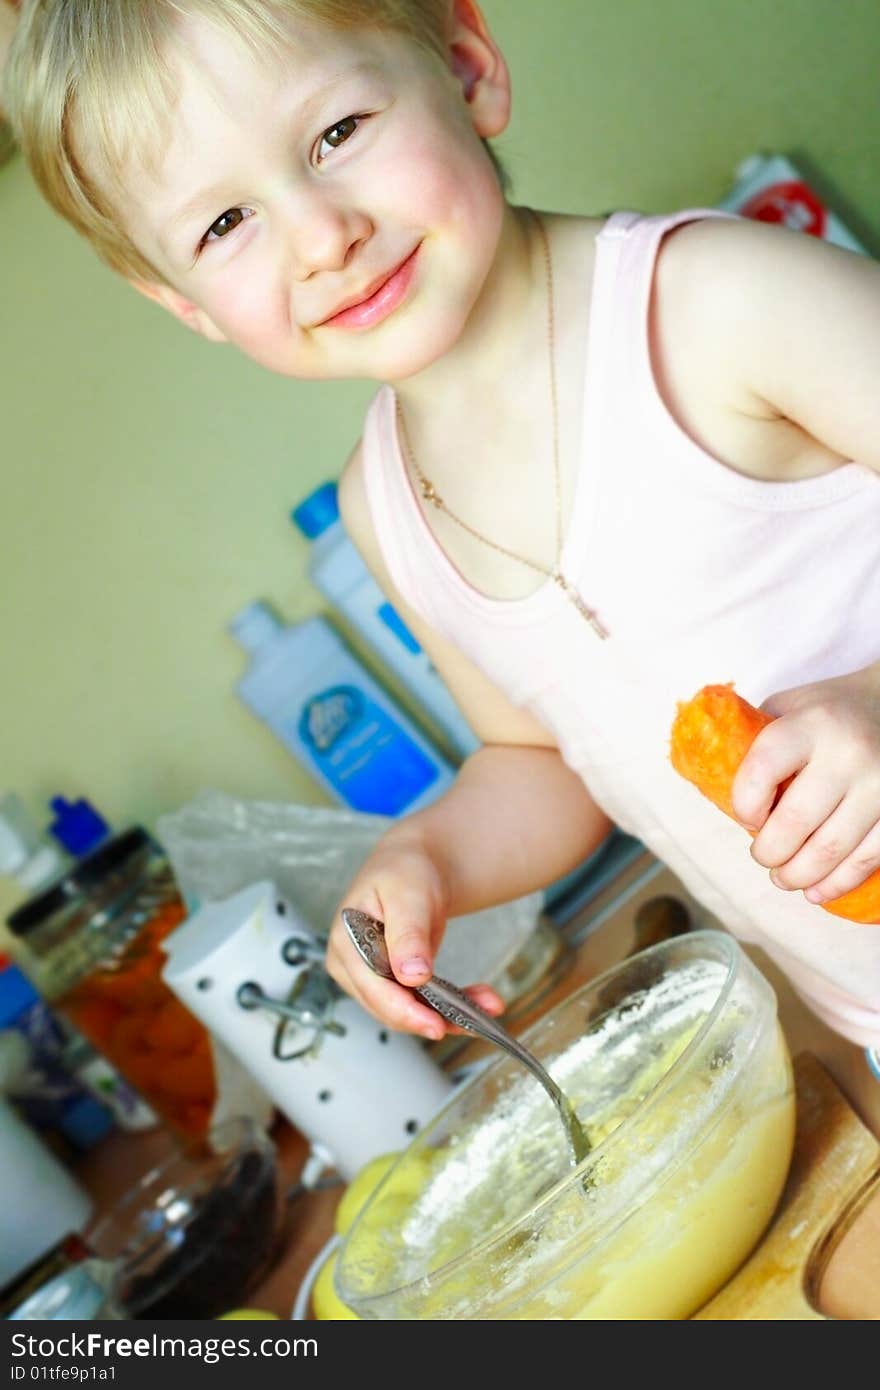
[{"x1": 75, "y1": 849, "x2": 880, "y2": 1319}]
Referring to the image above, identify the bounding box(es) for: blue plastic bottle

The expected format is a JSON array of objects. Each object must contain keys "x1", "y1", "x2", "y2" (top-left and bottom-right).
[
  {"x1": 230, "y1": 602, "x2": 455, "y2": 816},
  {"x1": 291, "y1": 482, "x2": 479, "y2": 760},
  {"x1": 0, "y1": 959, "x2": 115, "y2": 1150}
]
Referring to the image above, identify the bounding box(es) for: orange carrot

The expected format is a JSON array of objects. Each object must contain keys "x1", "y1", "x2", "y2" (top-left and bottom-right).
[
  {"x1": 141, "y1": 998, "x2": 204, "y2": 1055},
  {"x1": 159, "y1": 1040, "x2": 216, "y2": 1102},
  {"x1": 670, "y1": 683, "x2": 880, "y2": 924}
]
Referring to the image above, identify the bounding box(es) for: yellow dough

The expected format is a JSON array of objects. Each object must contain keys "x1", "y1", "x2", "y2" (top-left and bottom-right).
[
  {"x1": 335, "y1": 1151, "x2": 401, "y2": 1236},
  {"x1": 312, "y1": 1252, "x2": 359, "y2": 1321},
  {"x1": 339, "y1": 1019, "x2": 795, "y2": 1319},
  {"x1": 314, "y1": 1148, "x2": 405, "y2": 1320}
]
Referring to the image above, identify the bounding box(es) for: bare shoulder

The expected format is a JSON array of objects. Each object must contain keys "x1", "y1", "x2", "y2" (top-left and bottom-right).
[
  {"x1": 656, "y1": 213, "x2": 879, "y2": 316},
  {"x1": 651, "y1": 215, "x2": 880, "y2": 478}
]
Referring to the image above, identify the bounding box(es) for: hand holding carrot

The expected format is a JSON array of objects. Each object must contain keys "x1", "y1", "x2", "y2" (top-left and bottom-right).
[{"x1": 670, "y1": 675, "x2": 880, "y2": 924}]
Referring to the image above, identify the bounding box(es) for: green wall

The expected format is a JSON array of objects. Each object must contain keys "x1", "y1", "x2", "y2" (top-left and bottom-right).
[{"x1": 2, "y1": 0, "x2": 879, "y2": 932}]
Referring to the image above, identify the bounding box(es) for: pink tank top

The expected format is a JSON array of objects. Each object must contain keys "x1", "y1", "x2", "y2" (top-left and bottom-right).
[{"x1": 361, "y1": 209, "x2": 880, "y2": 1048}]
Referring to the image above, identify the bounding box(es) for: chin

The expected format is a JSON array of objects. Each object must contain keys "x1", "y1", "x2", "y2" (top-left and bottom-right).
[{"x1": 372, "y1": 308, "x2": 476, "y2": 382}]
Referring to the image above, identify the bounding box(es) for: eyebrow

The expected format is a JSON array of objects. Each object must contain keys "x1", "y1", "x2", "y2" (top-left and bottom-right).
[{"x1": 160, "y1": 62, "x2": 384, "y2": 253}]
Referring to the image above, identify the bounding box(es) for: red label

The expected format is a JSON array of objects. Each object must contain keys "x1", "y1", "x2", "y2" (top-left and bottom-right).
[{"x1": 739, "y1": 180, "x2": 828, "y2": 238}]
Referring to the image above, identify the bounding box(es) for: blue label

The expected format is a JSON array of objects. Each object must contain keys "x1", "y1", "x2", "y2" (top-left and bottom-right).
[
  {"x1": 294, "y1": 685, "x2": 439, "y2": 815},
  {"x1": 377, "y1": 602, "x2": 422, "y2": 655},
  {"x1": 0, "y1": 995, "x2": 114, "y2": 1147}
]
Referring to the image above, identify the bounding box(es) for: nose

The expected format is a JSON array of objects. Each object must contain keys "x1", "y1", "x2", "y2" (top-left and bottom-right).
[{"x1": 283, "y1": 188, "x2": 372, "y2": 281}]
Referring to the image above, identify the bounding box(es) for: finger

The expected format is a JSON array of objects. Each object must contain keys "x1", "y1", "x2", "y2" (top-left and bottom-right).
[
  {"x1": 440, "y1": 983, "x2": 506, "y2": 1036},
  {"x1": 347, "y1": 961, "x2": 448, "y2": 1040},
  {"x1": 362, "y1": 976, "x2": 448, "y2": 1040},
  {"x1": 750, "y1": 765, "x2": 844, "y2": 872},
  {"x1": 466, "y1": 983, "x2": 505, "y2": 1015},
  {"x1": 801, "y1": 817, "x2": 880, "y2": 905},
  {"x1": 382, "y1": 891, "x2": 442, "y2": 987},
  {"x1": 732, "y1": 722, "x2": 812, "y2": 830},
  {"x1": 326, "y1": 918, "x2": 446, "y2": 1040},
  {"x1": 767, "y1": 791, "x2": 876, "y2": 890}
]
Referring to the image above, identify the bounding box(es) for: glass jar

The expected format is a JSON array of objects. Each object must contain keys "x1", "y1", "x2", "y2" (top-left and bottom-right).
[
  {"x1": 86, "y1": 1116, "x2": 281, "y2": 1319},
  {"x1": 7, "y1": 829, "x2": 216, "y2": 1139}
]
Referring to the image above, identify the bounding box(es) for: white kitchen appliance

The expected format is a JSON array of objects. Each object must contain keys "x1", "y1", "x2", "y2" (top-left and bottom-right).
[{"x1": 161, "y1": 881, "x2": 452, "y2": 1179}]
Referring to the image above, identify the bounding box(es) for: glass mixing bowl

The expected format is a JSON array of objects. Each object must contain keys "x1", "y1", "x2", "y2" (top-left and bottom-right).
[{"x1": 335, "y1": 930, "x2": 795, "y2": 1320}]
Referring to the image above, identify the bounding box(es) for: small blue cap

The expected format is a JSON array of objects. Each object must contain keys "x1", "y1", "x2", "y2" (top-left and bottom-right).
[
  {"x1": 60, "y1": 1094, "x2": 115, "y2": 1149},
  {"x1": 48, "y1": 797, "x2": 110, "y2": 858},
  {"x1": 291, "y1": 481, "x2": 340, "y2": 539},
  {"x1": 0, "y1": 960, "x2": 40, "y2": 1028}
]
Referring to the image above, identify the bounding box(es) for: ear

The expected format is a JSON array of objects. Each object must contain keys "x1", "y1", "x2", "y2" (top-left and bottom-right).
[
  {"x1": 445, "y1": 0, "x2": 511, "y2": 139},
  {"x1": 127, "y1": 278, "x2": 228, "y2": 343}
]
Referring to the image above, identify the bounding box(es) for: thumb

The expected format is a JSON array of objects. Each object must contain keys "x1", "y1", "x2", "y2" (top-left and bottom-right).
[{"x1": 382, "y1": 889, "x2": 444, "y2": 987}]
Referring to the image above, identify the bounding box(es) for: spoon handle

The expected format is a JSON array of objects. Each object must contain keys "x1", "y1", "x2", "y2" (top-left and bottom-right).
[
  {"x1": 416, "y1": 974, "x2": 563, "y2": 1099},
  {"x1": 341, "y1": 907, "x2": 590, "y2": 1164}
]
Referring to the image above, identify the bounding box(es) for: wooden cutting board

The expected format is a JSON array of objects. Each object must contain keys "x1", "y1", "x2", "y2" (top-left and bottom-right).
[{"x1": 694, "y1": 1052, "x2": 880, "y2": 1319}]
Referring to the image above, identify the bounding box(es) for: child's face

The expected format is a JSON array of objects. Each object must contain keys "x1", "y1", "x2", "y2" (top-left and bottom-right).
[{"x1": 108, "y1": 9, "x2": 510, "y2": 383}]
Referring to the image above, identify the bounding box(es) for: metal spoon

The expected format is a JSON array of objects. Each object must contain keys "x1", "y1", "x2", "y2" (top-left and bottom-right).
[{"x1": 341, "y1": 908, "x2": 591, "y2": 1167}]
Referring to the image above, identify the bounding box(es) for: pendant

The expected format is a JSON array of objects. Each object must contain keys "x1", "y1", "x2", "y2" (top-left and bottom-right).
[
  {"x1": 554, "y1": 572, "x2": 609, "y2": 639},
  {"x1": 420, "y1": 479, "x2": 443, "y2": 507}
]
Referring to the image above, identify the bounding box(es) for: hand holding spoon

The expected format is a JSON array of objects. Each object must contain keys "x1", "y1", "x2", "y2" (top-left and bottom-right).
[{"x1": 341, "y1": 908, "x2": 591, "y2": 1167}]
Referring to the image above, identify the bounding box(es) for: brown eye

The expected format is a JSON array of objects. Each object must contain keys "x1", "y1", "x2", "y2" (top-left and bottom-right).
[
  {"x1": 207, "y1": 208, "x2": 245, "y2": 240},
  {"x1": 317, "y1": 115, "x2": 362, "y2": 162}
]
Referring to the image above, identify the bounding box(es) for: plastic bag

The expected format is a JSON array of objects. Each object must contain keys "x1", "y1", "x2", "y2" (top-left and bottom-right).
[{"x1": 157, "y1": 791, "x2": 546, "y2": 991}]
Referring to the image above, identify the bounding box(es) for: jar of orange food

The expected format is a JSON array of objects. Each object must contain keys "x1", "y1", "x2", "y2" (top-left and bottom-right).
[{"x1": 6, "y1": 829, "x2": 215, "y2": 1140}]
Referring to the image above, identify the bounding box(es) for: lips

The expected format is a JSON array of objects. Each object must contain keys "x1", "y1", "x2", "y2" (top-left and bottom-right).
[{"x1": 316, "y1": 244, "x2": 421, "y2": 330}]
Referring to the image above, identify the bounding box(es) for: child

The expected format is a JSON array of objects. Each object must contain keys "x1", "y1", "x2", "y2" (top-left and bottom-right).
[{"x1": 5, "y1": 1, "x2": 880, "y2": 1049}]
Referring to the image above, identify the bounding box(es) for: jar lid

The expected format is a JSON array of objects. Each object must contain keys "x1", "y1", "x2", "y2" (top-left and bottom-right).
[
  {"x1": 6, "y1": 878, "x2": 76, "y2": 937},
  {"x1": 6, "y1": 827, "x2": 153, "y2": 937},
  {"x1": 72, "y1": 825, "x2": 152, "y2": 889}
]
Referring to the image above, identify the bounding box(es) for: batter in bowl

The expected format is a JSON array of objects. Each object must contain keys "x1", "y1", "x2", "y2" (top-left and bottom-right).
[{"x1": 336, "y1": 936, "x2": 796, "y2": 1319}]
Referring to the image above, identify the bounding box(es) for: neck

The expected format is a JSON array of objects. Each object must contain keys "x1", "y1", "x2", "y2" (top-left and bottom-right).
[{"x1": 390, "y1": 203, "x2": 546, "y2": 428}]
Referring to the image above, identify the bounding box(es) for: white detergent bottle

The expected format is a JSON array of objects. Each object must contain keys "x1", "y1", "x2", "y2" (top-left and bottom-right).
[
  {"x1": 0, "y1": 1095, "x2": 93, "y2": 1288},
  {"x1": 291, "y1": 482, "x2": 480, "y2": 760},
  {"x1": 230, "y1": 601, "x2": 455, "y2": 816}
]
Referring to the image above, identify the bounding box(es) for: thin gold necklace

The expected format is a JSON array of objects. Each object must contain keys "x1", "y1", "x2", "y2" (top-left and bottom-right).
[{"x1": 395, "y1": 209, "x2": 608, "y2": 640}]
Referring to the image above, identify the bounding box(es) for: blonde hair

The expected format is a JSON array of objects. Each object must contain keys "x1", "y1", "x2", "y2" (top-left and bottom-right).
[{"x1": 4, "y1": 0, "x2": 501, "y2": 282}]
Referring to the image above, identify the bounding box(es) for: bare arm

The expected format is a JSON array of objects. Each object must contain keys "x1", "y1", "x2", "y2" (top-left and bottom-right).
[
  {"x1": 405, "y1": 742, "x2": 608, "y2": 915},
  {"x1": 330, "y1": 743, "x2": 608, "y2": 1039},
  {"x1": 325, "y1": 444, "x2": 611, "y2": 1038}
]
